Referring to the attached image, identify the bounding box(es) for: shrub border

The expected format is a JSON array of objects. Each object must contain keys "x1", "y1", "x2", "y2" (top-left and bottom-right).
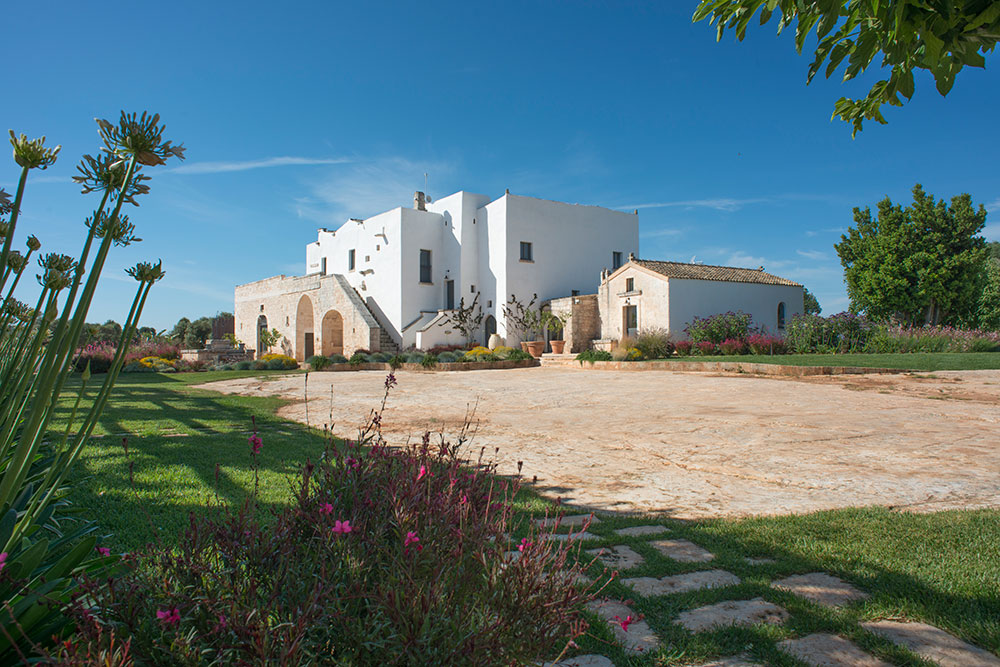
[
  {"x1": 569, "y1": 360, "x2": 906, "y2": 376},
  {"x1": 315, "y1": 359, "x2": 540, "y2": 372}
]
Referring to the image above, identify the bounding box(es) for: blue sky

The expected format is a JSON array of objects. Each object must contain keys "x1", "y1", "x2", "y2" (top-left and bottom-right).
[{"x1": 4, "y1": 1, "x2": 998, "y2": 330}]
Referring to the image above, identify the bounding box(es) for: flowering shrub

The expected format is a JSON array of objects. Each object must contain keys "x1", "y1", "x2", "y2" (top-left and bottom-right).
[
  {"x1": 492, "y1": 345, "x2": 516, "y2": 359},
  {"x1": 612, "y1": 346, "x2": 643, "y2": 361},
  {"x1": 633, "y1": 328, "x2": 675, "y2": 359},
  {"x1": 695, "y1": 341, "x2": 717, "y2": 355},
  {"x1": 686, "y1": 311, "x2": 755, "y2": 344},
  {"x1": 746, "y1": 333, "x2": 787, "y2": 355},
  {"x1": 674, "y1": 340, "x2": 693, "y2": 356},
  {"x1": 463, "y1": 346, "x2": 495, "y2": 361},
  {"x1": 138, "y1": 356, "x2": 175, "y2": 370},
  {"x1": 785, "y1": 313, "x2": 1000, "y2": 354},
  {"x1": 425, "y1": 344, "x2": 466, "y2": 355},
  {"x1": 260, "y1": 353, "x2": 298, "y2": 369},
  {"x1": 51, "y1": 381, "x2": 594, "y2": 664},
  {"x1": 307, "y1": 354, "x2": 331, "y2": 370},
  {"x1": 718, "y1": 338, "x2": 748, "y2": 355}
]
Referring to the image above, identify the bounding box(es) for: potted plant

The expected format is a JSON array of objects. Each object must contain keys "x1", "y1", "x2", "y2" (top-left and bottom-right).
[
  {"x1": 502, "y1": 293, "x2": 545, "y2": 357},
  {"x1": 544, "y1": 311, "x2": 569, "y2": 354}
]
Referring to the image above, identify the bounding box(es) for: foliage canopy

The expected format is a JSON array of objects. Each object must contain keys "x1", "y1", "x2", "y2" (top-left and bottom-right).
[
  {"x1": 693, "y1": 0, "x2": 1000, "y2": 135},
  {"x1": 834, "y1": 184, "x2": 988, "y2": 326}
]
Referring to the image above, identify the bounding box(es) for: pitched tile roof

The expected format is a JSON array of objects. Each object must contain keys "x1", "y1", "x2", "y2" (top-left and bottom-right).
[{"x1": 632, "y1": 259, "x2": 801, "y2": 286}]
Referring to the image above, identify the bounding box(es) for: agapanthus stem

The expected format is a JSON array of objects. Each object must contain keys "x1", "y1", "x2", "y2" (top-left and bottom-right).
[{"x1": 0, "y1": 166, "x2": 28, "y2": 295}]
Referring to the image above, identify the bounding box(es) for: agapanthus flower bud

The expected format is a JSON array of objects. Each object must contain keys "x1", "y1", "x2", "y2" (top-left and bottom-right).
[
  {"x1": 0, "y1": 222, "x2": 7, "y2": 239},
  {"x1": 2, "y1": 297, "x2": 32, "y2": 322},
  {"x1": 126, "y1": 259, "x2": 166, "y2": 283},
  {"x1": 38, "y1": 268, "x2": 70, "y2": 290},
  {"x1": 38, "y1": 253, "x2": 76, "y2": 273},
  {"x1": 6, "y1": 251, "x2": 27, "y2": 272},
  {"x1": 86, "y1": 212, "x2": 139, "y2": 247},
  {"x1": 95, "y1": 112, "x2": 185, "y2": 167},
  {"x1": 25, "y1": 235, "x2": 40, "y2": 251},
  {"x1": 0, "y1": 188, "x2": 12, "y2": 215},
  {"x1": 9, "y1": 130, "x2": 60, "y2": 170}
]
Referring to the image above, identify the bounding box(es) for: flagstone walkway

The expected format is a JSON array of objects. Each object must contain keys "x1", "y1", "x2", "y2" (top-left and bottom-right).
[{"x1": 546, "y1": 519, "x2": 999, "y2": 667}]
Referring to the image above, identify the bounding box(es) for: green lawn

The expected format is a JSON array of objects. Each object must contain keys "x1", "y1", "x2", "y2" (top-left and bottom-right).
[
  {"x1": 659, "y1": 352, "x2": 1000, "y2": 371},
  {"x1": 53, "y1": 370, "x2": 1000, "y2": 664}
]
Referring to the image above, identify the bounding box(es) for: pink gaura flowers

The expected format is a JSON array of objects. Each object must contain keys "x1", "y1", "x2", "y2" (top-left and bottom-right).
[
  {"x1": 156, "y1": 607, "x2": 181, "y2": 626},
  {"x1": 319, "y1": 502, "x2": 334, "y2": 515},
  {"x1": 416, "y1": 465, "x2": 428, "y2": 481},
  {"x1": 403, "y1": 531, "x2": 422, "y2": 554},
  {"x1": 248, "y1": 434, "x2": 262, "y2": 455},
  {"x1": 518, "y1": 538, "x2": 533, "y2": 552},
  {"x1": 0, "y1": 552, "x2": 7, "y2": 572},
  {"x1": 613, "y1": 614, "x2": 635, "y2": 632},
  {"x1": 95, "y1": 546, "x2": 111, "y2": 557},
  {"x1": 332, "y1": 520, "x2": 353, "y2": 534},
  {"x1": 345, "y1": 457, "x2": 359, "y2": 469}
]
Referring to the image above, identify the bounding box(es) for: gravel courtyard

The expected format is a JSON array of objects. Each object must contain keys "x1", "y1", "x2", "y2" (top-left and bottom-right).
[{"x1": 199, "y1": 367, "x2": 1000, "y2": 518}]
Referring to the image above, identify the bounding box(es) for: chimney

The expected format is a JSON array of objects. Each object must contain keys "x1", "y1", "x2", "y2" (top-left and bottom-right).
[
  {"x1": 628, "y1": 252, "x2": 635, "y2": 262},
  {"x1": 414, "y1": 191, "x2": 427, "y2": 211}
]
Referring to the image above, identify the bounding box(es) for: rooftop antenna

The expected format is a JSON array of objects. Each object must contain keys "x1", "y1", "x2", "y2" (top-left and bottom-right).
[{"x1": 424, "y1": 172, "x2": 428, "y2": 194}]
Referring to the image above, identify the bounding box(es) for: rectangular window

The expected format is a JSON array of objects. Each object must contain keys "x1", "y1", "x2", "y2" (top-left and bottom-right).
[
  {"x1": 625, "y1": 277, "x2": 634, "y2": 292},
  {"x1": 612, "y1": 251, "x2": 623, "y2": 270},
  {"x1": 320, "y1": 257, "x2": 327, "y2": 275},
  {"x1": 348, "y1": 249, "x2": 356, "y2": 271},
  {"x1": 571, "y1": 289, "x2": 580, "y2": 296},
  {"x1": 520, "y1": 241, "x2": 533, "y2": 262},
  {"x1": 470, "y1": 284, "x2": 476, "y2": 293},
  {"x1": 419, "y1": 249, "x2": 432, "y2": 283}
]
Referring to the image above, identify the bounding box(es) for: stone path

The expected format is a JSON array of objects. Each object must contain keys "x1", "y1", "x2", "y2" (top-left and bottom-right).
[
  {"x1": 778, "y1": 633, "x2": 889, "y2": 666},
  {"x1": 567, "y1": 527, "x2": 1000, "y2": 666},
  {"x1": 585, "y1": 545, "x2": 644, "y2": 570},
  {"x1": 541, "y1": 530, "x2": 599, "y2": 542},
  {"x1": 772, "y1": 572, "x2": 869, "y2": 608},
  {"x1": 861, "y1": 621, "x2": 1000, "y2": 666},
  {"x1": 623, "y1": 569, "x2": 740, "y2": 597},
  {"x1": 650, "y1": 538, "x2": 715, "y2": 562},
  {"x1": 537, "y1": 514, "x2": 601, "y2": 529}
]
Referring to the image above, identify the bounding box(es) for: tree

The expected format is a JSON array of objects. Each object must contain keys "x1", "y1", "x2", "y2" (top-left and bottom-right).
[
  {"x1": 693, "y1": 1, "x2": 1000, "y2": 136},
  {"x1": 258, "y1": 327, "x2": 282, "y2": 352},
  {"x1": 834, "y1": 184, "x2": 988, "y2": 326},
  {"x1": 442, "y1": 292, "x2": 485, "y2": 344},
  {"x1": 976, "y1": 242, "x2": 1000, "y2": 329},
  {"x1": 170, "y1": 317, "x2": 190, "y2": 343},
  {"x1": 803, "y1": 288, "x2": 822, "y2": 315},
  {"x1": 183, "y1": 316, "x2": 213, "y2": 349}
]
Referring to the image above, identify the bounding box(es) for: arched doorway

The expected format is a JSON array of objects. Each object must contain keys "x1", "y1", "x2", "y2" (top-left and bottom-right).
[
  {"x1": 321, "y1": 310, "x2": 344, "y2": 356},
  {"x1": 256, "y1": 314, "x2": 268, "y2": 359},
  {"x1": 295, "y1": 295, "x2": 315, "y2": 361},
  {"x1": 483, "y1": 314, "x2": 496, "y2": 347}
]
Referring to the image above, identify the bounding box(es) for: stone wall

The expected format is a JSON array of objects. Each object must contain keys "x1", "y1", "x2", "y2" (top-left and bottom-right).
[
  {"x1": 549, "y1": 294, "x2": 601, "y2": 353},
  {"x1": 235, "y1": 273, "x2": 383, "y2": 361}
]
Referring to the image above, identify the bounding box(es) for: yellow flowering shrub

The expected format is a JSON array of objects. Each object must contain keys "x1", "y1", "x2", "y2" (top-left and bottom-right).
[{"x1": 139, "y1": 356, "x2": 176, "y2": 369}]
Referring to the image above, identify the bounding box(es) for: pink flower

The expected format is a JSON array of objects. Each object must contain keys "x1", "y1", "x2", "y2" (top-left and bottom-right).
[
  {"x1": 96, "y1": 546, "x2": 111, "y2": 557},
  {"x1": 345, "y1": 457, "x2": 359, "y2": 469},
  {"x1": 332, "y1": 520, "x2": 352, "y2": 534},
  {"x1": 156, "y1": 607, "x2": 181, "y2": 626},
  {"x1": 319, "y1": 502, "x2": 334, "y2": 515},
  {"x1": 518, "y1": 538, "x2": 533, "y2": 552},
  {"x1": 416, "y1": 465, "x2": 428, "y2": 481},
  {"x1": 404, "y1": 531, "x2": 422, "y2": 553},
  {"x1": 613, "y1": 614, "x2": 634, "y2": 632},
  {"x1": 248, "y1": 434, "x2": 262, "y2": 455},
  {"x1": 460, "y1": 493, "x2": 468, "y2": 504},
  {"x1": 0, "y1": 552, "x2": 7, "y2": 572}
]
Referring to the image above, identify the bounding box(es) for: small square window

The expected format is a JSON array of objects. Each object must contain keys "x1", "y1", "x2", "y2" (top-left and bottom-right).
[
  {"x1": 520, "y1": 241, "x2": 533, "y2": 262},
  {"x1": 348, "y1": 249, "x2": 356, "y2": 271},
  {"x1": 470, "y1": 285, "x2": 476, "y2": 293},
  {"x1": 571, "y1": 290, "x2": 580, "y2": 296},
  {"x1": 625, "y1": 277, "x2": 634, "y2": 292},
  {"x1": 613, "y1": 251, "x2": 623, "y2": 270},
  {"x1": 488, "y1": 300, "x2": 492, "y2": 308},
  {"x1": 365, "y1": 255, "x2": 370, "y2": 262}
]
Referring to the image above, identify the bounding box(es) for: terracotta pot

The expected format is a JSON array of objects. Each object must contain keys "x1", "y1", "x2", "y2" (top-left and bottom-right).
[
  {"x1": 525, "y1": 340, "x2": 546, "y2": 358},
  {"x1": 549, "y1": 340, "x2": 566, "y2": 354},
  {"x1": 520, "y1": 342, "x2": 529, "y2": 352}
]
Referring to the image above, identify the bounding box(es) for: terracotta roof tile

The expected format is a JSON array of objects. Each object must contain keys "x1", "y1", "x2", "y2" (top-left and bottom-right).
[{"x1": 632, "y1": 259, "x2": 801, "y2": 286}]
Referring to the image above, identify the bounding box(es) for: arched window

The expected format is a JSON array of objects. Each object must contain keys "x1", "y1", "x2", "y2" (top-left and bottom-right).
[{"x1": 777, "y1": 302, "x2": 786, "y2": 329}]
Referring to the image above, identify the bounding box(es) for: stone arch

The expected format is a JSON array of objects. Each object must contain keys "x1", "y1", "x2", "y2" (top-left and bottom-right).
[
  {"x1": 295, "y1": 294, "x2": 315, "y2": 361},
  {"x1": 321, "y1": 310, "x2": 344, "y2": 356},
  {"x1": 256, "y1": 314, "x2": 268, "y2": 359},
  {"x1": 483, "y1": 315, "x2": 496, "y2": 347}
]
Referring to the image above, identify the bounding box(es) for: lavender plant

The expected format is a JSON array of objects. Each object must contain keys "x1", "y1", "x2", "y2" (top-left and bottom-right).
[{"x1": 0, "y1": 113, "x2": 183, "y2": 658}]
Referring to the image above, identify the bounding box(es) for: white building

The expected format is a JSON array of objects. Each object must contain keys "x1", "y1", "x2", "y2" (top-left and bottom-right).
[{"x1": 235, "y1": 190, "x2": 639, "y2": 359}]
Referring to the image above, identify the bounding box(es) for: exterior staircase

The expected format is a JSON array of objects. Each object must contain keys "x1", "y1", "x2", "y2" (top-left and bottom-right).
[
  {"x1": 378, "y1": 328, "x2": 400, "y2": 355},
  {"x1": 539, "y1": 353, "x2": 578, "y2": 368}
]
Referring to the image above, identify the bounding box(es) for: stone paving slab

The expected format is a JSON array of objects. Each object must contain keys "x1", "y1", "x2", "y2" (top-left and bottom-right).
[
  {"x1": 536, "y1": 514, "x2": 601, "y2": 528},
  {"x1": 615, "y1": 525, "x2": 670, "y2": 537},
  {"x1": 743, "y1": 557, "x2": 775, "y2": 565},
  {"x1": 650, "y1": 538, "x2": 715, "y2": 562},
  {"x1": 541, "y1": 530, "x2": 600, "y2": 542},
  {"x1": 690, "y1": 658, "x2": 758, "y2": 667},
  {"x1": 585, "y1": 545, "x2": 645, "y2": 569},
  {"x1": 675, "y1": 597, "x2": 789, "y2": 633},
  {"x1": 623, "y1": 569, "x2": 741, "y2": 597},
  {"x1": 544, "y1": 655, "x2": 615, "y2": 667},
  {"x1": 778, "y1": 633, "x2": 890, "y2": 666},
  {"x1": 586, "y1": 600, "x2": 660, "y2": 654},
  {"x1": 861, "y1": 620, "x2": 1000, "y2": 666},
  {"x1": 772, "y1": 572, "x2": 869, "y2": 608}
]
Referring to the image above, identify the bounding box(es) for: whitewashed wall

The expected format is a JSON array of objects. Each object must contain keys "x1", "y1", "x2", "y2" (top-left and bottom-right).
[{"x1": 667, "y1": 279, "x2": 804, "y2": 336}]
